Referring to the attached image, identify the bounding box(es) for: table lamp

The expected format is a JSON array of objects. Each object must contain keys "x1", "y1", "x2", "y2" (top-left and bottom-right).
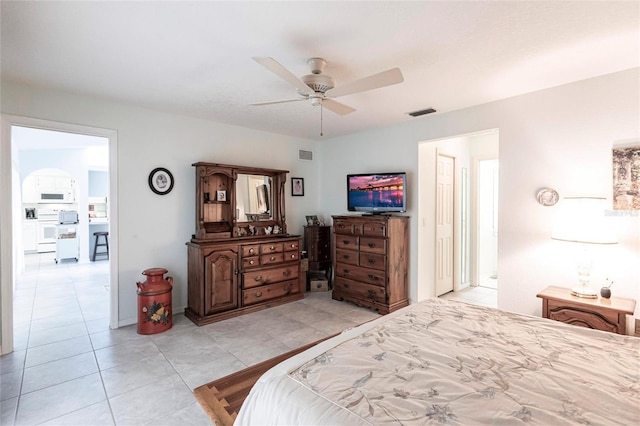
[{"x1": 551, "y1": 197, "x2": 617, "y2": 298}]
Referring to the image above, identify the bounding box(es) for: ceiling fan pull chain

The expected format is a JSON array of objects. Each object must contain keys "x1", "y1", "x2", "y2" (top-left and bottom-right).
[{"x1": 320, "y1": 103, "x2": 324, "y2": 136}]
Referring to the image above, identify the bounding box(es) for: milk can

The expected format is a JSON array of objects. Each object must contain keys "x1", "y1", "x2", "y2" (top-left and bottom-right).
[{"x1": 136, "y1": 268, "x2": 173, "y2": 335}]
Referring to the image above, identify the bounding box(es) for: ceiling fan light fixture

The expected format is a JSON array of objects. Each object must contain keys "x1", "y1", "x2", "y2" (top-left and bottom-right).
[{"x1": 301, "y1": 73, "x2": 335, "y2": 94}]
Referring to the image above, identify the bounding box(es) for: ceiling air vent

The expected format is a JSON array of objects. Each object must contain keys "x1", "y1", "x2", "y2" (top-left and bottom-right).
[
  {"x1": 299, "y1": 150, "x2": 313, "y2": 161},
  {"x1": 408, "y1": 108, "x2": 436, "y2": 117}
]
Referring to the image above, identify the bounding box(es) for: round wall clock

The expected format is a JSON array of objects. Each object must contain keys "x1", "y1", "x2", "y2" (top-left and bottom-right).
[
  {"x1": 536, "y1": 188, "x2": 559, "y2": 206},
  {"x1": 148, "y1": 167, "x2": 174, "y2": 195}
]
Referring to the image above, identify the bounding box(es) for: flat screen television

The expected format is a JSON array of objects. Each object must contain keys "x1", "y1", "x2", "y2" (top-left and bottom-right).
[{"x1": 347, "y1": 172, "x2": 407, "y2": 214}]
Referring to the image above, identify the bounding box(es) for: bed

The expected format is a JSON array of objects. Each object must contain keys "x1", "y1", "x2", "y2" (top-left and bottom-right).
[{"x1": 235, "y1": 298, "x2": 639, "y2": 425}]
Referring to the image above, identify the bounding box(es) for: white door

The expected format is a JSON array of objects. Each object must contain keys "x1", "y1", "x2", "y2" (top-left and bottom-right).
[{"x1": 436, "y1": 154, "x2": 455, "y2": 296}]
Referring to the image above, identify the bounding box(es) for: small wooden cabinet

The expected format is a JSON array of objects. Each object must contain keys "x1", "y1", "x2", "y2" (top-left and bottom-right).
[
  {"x1": 537, "y1": 286, "x2": 636, "y2": 335},
  {"x1": 304, "y1": 226, "x2": 332, "y2": 288},
  {"x1": 332, "y1": 215, "x2": 409, "y2": 314},
  {"x1": 186, "y1": 162, "x2": 302, "y2": 326}
]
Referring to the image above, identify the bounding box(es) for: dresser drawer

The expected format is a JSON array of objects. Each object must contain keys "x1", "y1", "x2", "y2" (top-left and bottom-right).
[
  {"x1": 260, "y1": 253, "x2": 284, "y2": 265},
  {"x1": 335, "y1": 235, "x2": 359, "y2": 250},
  {"x1": 359, "y1": 252, "x2": 386, "y2": 271},
  {"x1": 242, "y1": 244, "x2": 260, "y2": 257},
  {"x1": 333, "y1": 219, "x2": 354, "y2": 235},
  {"x1": 243, "y1": 279, "x2": 299, "y2": 305},
  {"x1": 335, "y1": 249, "x2": 358, "y2": 265},
  {"x1": 334, "y1": 277, "x2": 386, "y2": 303},
  {"x1": 335, "y1": 263, "x2": 386, "y2": 286},
  {"x1": 359, "y1": 237, "x2": 386, "y2": 254},
  {"x1": 243, "y1": 264, "x2": 299, "y2": 289},
  {"x1": 283, "y1": 240, "x2": 300, "y2": 252},
  {"x1": 362, "y1": 221, "x2": 386, "y2": 237},
  {"x1": 261, "y1": 242, "x2": 284, "y2": 254},
  {"x1": 242, "y1": 256, "x2": 260, "y2": 268}
]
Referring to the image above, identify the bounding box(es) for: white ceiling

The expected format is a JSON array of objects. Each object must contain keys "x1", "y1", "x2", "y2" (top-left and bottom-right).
[{"x1": 2, "y1": 1, "x2": 638, "y2": 140}]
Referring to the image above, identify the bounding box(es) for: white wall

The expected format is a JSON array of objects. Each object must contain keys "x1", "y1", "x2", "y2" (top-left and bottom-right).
[
  {"x1": 2, "y1": 68, "x2": 638, "y2": 330},
  {"x1": 319, "y1": 68, "x2": 640, "y2": 317},
  {"x1": 2, "y1": 80, "x2": 318, "y2": 327}
]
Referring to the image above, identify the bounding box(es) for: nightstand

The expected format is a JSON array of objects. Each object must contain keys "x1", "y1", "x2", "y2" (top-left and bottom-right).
[{"x1": 537, "y1": 285, "x2": 636, "y2": 335}]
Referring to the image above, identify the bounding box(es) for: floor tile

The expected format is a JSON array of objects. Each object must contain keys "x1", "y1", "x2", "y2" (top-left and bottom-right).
[
  {"x1": 21, "y1": 351, "x2": 98, "y2": 394},
  {"x1": 25, "y1": 335, "x2": 93, "y2": 368},
  {"x1": 108, "y1": 374, "x2": 194, "y2": 425},
  {"x1": 100, "y1": 352, "x2": 177, "y2": 398},
  {"x1": 27, "y1": 322, "x2": 88, "y2": 348},
  {"x1": 0, "y1": 397, "x2": 18, "y2": 426},
  {"x1": 15, "y1": 373, "x2": 106, "y2": 425},
  {"x1": 40, "y1": 400, "x2": 114, "y2": 425}
]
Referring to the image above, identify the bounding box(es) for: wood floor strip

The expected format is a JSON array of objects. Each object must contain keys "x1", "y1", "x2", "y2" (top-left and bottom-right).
[{"x1": 194, "y1": 335, "x2": 336, "y2": 425}]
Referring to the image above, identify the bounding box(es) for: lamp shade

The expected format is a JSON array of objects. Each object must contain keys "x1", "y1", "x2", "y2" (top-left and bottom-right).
[{"x1": 551, "y1": 197, "x2": 617, "y2": 245}]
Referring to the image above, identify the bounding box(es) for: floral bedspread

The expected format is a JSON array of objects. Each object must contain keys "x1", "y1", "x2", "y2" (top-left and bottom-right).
[{"x1": 288, "y1": 299, "x2": 640, "y2": 425}]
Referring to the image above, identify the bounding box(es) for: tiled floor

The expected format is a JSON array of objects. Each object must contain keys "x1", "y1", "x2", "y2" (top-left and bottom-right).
[
  {"x1": 1, "y1": 253, "x2": 381, "y2": 425},
  {"x1": 1, "y1": 253, "x2": 497, "y2": 425},
  {"x1": 439, "y1": 284, "x2": 498, "y2": 308}
]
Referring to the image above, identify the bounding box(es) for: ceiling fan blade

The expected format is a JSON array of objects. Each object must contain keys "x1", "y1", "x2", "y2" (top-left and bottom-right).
[
  {"x1": 250, "y1": 98, "x2": 306, "y2": 106},
  {"x1": 253, "y1": 57, "x2": 313, "y2": 95},
  {"x1": 326, "y1": 68, "x2": 404, "y2": 98},
  {"x1": 321, "y1": 98, "x2": 356, "y2": 115}
]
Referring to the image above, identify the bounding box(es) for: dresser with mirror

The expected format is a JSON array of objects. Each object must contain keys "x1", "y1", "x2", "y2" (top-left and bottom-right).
[{"x1": 186, "y1": 162, "x2": 302, "y2": 325}]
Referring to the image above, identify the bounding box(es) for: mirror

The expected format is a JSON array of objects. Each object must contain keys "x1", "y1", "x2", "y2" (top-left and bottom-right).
[{"x1": 236, "y1": 174, "x2": 272, "y2": 221}]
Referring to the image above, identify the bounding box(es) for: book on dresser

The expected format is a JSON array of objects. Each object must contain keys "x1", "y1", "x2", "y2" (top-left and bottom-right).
[{"x1": 332, "y1": 215, "x2": 409, "y2": 314}]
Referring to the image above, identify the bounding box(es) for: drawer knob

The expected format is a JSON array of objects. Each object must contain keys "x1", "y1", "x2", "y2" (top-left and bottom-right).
[
  {"x1": 283, "y1": 269, "x2": 292, "y2": 277},
  {"x1": 255, "y1": 291, "x2": 262, "y2": 297},
  {"x1": 344, "y1": 269, "x2": 350, "y2": 274},
  {"x1": 270, "y1": 256, "x2": 276, "y2": 261},
  {"x1": 284, "y1": 284, "x2": 291, "y2": 293},
  {"x1": 269, "y1": 246, "x2": 276, "y2": 250},
  {"x1": 344, "y1": 283, "x2": 349, "y2": 288},
  {"x1": 249, "y1": 248, "x2": 255, "y2": 254},
  {"x1": 367, "y1": 289, "x2": 376, "y2": 296},
  {"x1": 368, "y1": 274, "x2": 378, "y2": 280},
  {"x1": 368, "y1": 243, "x2": 376, "y2": 248},
  {"x1": 290, "y1": 254, "x2": 296, "y2": 259},
  {"x1": 249, "y1": 260, "x2": 255, "y2": 265},
  {"x1": 343, "y1": 240, "x2": 350, "y2": 245},
  {"x1": 367, "y1": 258, "x2": 375, "y2": 264},
  {"x1": 290, "y1": 244, "x2": 296, "y2": 248},
  {"x1": 342, "y1": 254, "x2": 350, "y2": 260},
  {"x1": 254, "y1": 276, "x2": 263, "y2": 282}
]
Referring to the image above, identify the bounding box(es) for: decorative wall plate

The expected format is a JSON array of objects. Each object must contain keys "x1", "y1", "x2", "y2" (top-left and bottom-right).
[
  {"x1": 536, "y1": 188, "x2": 559, "y2": 206},
  {"x1": 149, "y1": 167, "x2": 174, "y2": 195}
]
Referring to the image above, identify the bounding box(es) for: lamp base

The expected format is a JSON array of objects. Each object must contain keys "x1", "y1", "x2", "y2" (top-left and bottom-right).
[{"x1": 571, "y1": 286, "x2": 598, "y2": 298}]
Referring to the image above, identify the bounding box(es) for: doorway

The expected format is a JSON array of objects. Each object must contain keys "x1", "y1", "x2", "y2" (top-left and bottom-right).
[
  {"x1": 417, "y1": 129, "x2": 498, "y2": 304},
  {"x1": 1, "y1": 115, "x2": 118, "y2": 355},
  {"x1": 476, "y1": 159, "x2": 499, "y2": 289}
]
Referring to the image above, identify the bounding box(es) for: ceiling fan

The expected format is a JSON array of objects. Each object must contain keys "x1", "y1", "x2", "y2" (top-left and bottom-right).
[{"x1": 251, "y1": 57, "x2": 404, "y2": 115}]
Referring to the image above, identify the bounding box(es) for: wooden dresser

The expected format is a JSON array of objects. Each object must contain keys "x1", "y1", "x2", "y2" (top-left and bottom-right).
[
  {"x1": 332, "y1": 215, "x2": 409, "y2": 314},
  {"x1": 537, "y1": 285, "x2": 636, "y2": 335},
  {"x1": 187, "y1": 236, "x2": 302, "y2": 325},
  {"x1": 186, "y1": 162, "x2": 303, "y2": 326},
  {"x1": 303, "y1": 225, "x2": 332, "y2": 287}
]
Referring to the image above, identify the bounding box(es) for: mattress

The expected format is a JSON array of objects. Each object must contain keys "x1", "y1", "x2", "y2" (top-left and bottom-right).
[{"x1": 235, "y1": 298, "x2": 640, "y2": 425}]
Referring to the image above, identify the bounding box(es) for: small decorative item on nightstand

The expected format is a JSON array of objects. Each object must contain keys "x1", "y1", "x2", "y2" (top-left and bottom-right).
[{"x1": 600, "y1": 279, "x2": 614, "y2": 299}]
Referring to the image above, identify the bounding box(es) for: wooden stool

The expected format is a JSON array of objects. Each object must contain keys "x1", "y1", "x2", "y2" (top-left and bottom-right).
[{"x1": 92, "y1": 231, "x2": 109, "y2": 261}]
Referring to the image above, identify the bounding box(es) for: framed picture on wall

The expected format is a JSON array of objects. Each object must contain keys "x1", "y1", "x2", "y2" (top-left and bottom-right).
[
  {"x1": 148, "y1": 167, "x2": 174, "y2": 195},
  {"x1": 292, "y1": 177, "x2": 304, "y2": 196}
]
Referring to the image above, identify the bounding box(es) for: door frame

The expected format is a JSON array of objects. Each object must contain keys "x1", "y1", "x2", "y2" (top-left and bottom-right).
[{"x1": 0, "y1": 114, "x2": 119, "y2": 354}]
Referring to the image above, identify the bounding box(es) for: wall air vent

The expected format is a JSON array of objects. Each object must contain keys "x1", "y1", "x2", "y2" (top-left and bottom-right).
[
  {"x1": 408, "y1": 108, "x2": 436, "y2": 117},
  {"x1": 299, "y1": 150, "x2": 313, "y2": 161}
]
